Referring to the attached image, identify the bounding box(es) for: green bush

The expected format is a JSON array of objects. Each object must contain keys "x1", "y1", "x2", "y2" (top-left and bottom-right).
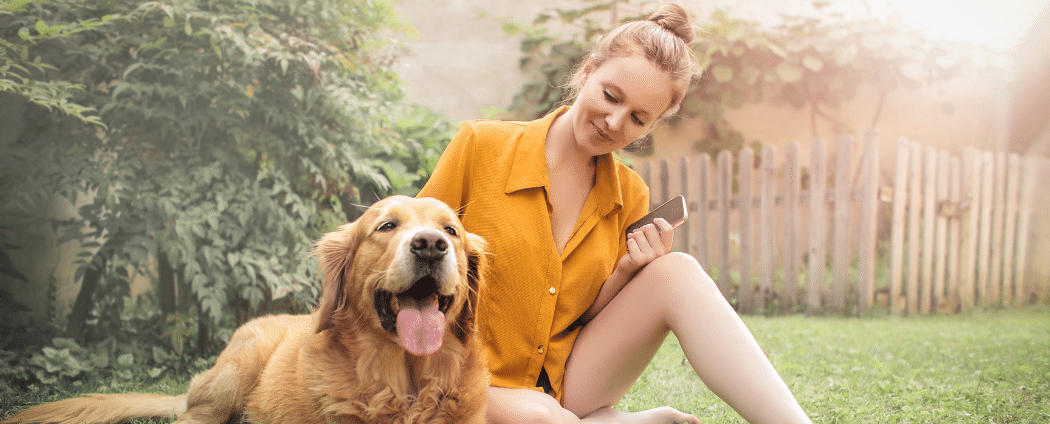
[{"x1": 1, "y1": 0, "x2": 456, "y2": 386}]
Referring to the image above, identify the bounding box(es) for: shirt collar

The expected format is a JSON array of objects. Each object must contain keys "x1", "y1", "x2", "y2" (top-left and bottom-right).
[{"x1": 505, "y1": 105, "x2": 623, "y2": 217}]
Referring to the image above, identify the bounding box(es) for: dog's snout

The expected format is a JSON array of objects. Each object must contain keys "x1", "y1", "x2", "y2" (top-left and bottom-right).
[{"x1": 411, "y1": 229, "x2": 448, "y2": 259}]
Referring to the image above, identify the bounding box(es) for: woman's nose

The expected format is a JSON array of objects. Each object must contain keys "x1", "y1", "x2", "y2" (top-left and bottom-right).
[{"x1": 606, "y1": 108, "x2": 627, "y2": 132}]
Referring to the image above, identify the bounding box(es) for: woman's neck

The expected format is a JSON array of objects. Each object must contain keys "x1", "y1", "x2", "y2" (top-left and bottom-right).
[{"x1": 545, "y1": 107, "x2": 594, "y2": 173}]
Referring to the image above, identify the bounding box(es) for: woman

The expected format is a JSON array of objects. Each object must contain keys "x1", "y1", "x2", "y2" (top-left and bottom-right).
[{"x1": 417, "y1": 3, "x2": 812, "y2": 423}]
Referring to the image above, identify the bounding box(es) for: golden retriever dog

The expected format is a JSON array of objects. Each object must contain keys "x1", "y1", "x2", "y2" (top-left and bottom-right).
[{"x1": 4, "y1": 195, "x2": 489, "y2": 424}]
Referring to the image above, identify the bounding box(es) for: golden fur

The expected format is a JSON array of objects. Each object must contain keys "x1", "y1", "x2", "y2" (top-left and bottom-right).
[{"x1": 4, "y1": 195, "x2": 489, "y2": 424}]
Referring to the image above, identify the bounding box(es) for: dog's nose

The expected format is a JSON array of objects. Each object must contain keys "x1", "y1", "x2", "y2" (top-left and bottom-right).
[{"x1": 411, "y1": 229, "x2": 448, "y2": 260}]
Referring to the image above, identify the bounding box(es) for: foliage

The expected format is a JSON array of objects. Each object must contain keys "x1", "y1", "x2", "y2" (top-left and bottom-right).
[
  {"x1": 503, "y1": 0, "x2": 993, "y2": 156},
  {"x1": 0, "y1": 0, "x2": 455, "y2": 371}
]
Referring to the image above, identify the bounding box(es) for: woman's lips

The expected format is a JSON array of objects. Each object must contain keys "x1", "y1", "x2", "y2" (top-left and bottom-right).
[{"x1": 593, "y1": 122, "x2": 613, "y2": 142}]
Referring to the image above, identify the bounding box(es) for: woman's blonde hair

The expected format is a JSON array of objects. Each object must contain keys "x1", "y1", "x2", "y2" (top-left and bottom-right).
[{"x1": 567, "y1": 2, "x2": 700, "y2": 118}]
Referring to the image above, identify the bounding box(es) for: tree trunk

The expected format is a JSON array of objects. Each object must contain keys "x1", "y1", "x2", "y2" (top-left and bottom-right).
[
  {"x1": 64, "y1": 256, "x2": 105, "y2": 339},
  {"x1": 158, "y1": 252, "x2": 177, "y2": 317}
]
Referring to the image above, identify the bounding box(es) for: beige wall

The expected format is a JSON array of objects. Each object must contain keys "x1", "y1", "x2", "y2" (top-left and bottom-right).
[
  {"x1": 391, "y1": 0, "x2": 813, "y2": 122},
  {"x1": 392, "y1": 0, "x2": 1009, "y2": 163}
]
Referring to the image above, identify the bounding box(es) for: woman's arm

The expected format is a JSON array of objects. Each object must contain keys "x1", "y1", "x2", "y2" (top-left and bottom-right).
[{"x1": 578, "y1": 217, "x2": 674, "y2": 323}]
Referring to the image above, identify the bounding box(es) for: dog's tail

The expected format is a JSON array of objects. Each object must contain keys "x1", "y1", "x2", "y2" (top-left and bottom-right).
[{"x1": 2, "y1": 393, "x2": 187, "y2": 424}]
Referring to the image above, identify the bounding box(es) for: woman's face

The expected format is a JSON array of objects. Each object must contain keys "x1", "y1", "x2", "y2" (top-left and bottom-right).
[{"x1": 570, "y1": 54, "x2": 675, "y2": 157}]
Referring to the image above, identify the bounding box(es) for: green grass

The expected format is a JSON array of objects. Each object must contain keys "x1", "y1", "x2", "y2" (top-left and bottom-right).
[
  {"x1": 620, "y1": 306, "x2": 1050, "y2": 423},
  {"x1": 3, "y1": 308, "x2": 1047, "y2": 423}
]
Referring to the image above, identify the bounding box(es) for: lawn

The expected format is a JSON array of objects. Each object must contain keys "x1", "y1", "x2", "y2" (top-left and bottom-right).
[
  {"x1": 2, "y1": 307, "x2": 1047, "y2": 423},
  {"x1": 622, "y1": 306, "x2": 1050, "y2": 423}
]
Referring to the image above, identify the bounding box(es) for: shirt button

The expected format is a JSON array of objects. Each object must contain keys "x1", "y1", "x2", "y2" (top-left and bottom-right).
[
  {"x1": 549, "y1": 287, "x2": 556, "y2": 295},
  {"x1": 537, "y1": 345, "x2": 544, "y2": 353}
]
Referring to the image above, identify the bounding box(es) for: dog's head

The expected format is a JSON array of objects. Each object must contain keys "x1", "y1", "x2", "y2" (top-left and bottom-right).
[{"x1": 313, "y1": 196, "x2": 486, "y2": 356}]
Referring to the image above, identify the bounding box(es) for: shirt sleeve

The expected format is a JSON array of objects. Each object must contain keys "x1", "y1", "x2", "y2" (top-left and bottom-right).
[{"x1": 417, "y1": 122, "x2": 476, "y2": 213}]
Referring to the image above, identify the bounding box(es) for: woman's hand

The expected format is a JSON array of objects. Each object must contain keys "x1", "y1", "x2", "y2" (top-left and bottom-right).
[{"x1": 618, "y1": 217, "x2": 675, "y2": 275}]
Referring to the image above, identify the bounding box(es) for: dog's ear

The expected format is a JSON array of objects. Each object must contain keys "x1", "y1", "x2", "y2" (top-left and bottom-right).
[
  {"x1": 453, "y1": 232, "x2": 488, "y2": 343},
  {"x1": 313, "y1": 223, "x2": 357, "y2": 334}
]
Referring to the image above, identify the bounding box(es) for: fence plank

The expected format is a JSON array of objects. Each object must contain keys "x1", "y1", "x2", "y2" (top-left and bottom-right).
[
  {"x1": 906, "y1": 141, "x2": 923, "y2": 314},
  {"x1": 890, "y1": 138, "x2": 910, "y2": 315},
  {"x1": 1002, "y1": 154, "x2": 1021, "y2": 306},
  {"x1": 659, "y1": 158, "x2": 671, "y2": 205},
  {"x1": 784, "y1": 142, "x2": 801, "y2": 312},
  {"x1": 1013, "y1": 156, "x2": 1035, "y2": 306},
  {"x1": 760, "y1": 145, "x2": 776, "y2": 313},
  {"x1": 738, "y1": 147, "x2": 755, "y2": 313},
  {"x1": 695, "y1": 154, "x2": 711, "y2": 270},
  {"x1": 831, "y1": 136, "x2": 853, "y2": 314},
  {"x1": 717, "y1": 150, "x2": 732, "y2": 300},
  {"x1": 638, "y1": 161, "x2": 651, "y2": 197},
  {"x1": 934, "y1": 150, "x2": 949, "y2": 312},
  {"x1": 921, "y1": 146, "x2": 936, "y2": 314},
  {"x1": 857, "y1": 129, "x2": 879, "y2": 313},
  {"x1": 960, "y1": 148, "x2": 980, "y2": 311},
  {"x1": 977, "y1": 151, "x2": 994, "y2": 307},
  {"x1": 990, "y1": 152, "x2": 1006, "y2": 306},
  {"x1": 946, "y1": 157, "x2": 962, "y2": 312},
  {"x1": 807, "y1": 138, "x2": 827, "y2": 314},
  {"x1": 678, "y1": 157, "x2": 690, "y2": 254}
]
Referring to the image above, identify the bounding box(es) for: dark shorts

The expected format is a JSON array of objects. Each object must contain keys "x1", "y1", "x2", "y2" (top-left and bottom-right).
[{"x1": 536, "y1": 366, "x2": 553, "y2": 395}]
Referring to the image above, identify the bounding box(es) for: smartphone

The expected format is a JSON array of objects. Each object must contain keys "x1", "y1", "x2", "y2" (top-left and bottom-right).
[{"x1": 625, "y1": 195, "x2": 688, "y2": 238}]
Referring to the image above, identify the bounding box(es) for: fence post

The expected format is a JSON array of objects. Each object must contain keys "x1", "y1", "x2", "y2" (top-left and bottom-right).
[
  {"x1": 857, "y1": 128, "x2": 879, "y2": 314},
  {"x1": 831, "y1": 136, "x2": 852, "y2": 314},
  {"x1": 807, "y1": 138, "x2": 826, "y2": 315},
  {"x1": 784, "y1": 142, "x2": 800, "y2": 312}
]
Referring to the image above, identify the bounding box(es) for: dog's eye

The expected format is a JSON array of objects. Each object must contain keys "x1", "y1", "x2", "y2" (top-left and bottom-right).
[
  {"x1": 444, "y1": 226, "x2": 458, "y2": 237},
  {"x1": 377, "y1": 222, "x2": 397, "y2": 232}
]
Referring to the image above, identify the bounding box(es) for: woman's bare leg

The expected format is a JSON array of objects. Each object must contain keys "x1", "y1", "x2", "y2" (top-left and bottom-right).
[
  {"x1": 487, "y1": 386, "x2": 700, "y2": 424},
  {"x1": 563, "y1": 252, "x2": 811, "y2": 424}
]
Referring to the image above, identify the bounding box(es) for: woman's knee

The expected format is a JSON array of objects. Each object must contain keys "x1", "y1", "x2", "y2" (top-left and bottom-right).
[{"x1": 636, "y1": 252, "x2": 720, "y2": 293}]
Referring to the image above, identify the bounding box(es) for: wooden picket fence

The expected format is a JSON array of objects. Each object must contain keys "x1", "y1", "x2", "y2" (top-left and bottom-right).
[{"x1": 633, "y1": 129, "x2": 1050, "y2": 316}]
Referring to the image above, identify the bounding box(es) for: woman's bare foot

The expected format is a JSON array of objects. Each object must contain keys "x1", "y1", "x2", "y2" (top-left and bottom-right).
[{"x1": 582, "y1": 406, "x2": 701, "y2": 424}]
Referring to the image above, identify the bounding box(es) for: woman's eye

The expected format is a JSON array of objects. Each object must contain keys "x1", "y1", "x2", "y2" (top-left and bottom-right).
[
  {"x1": 603, "y1": 89, "x2": 618, "y2": 103},
  {"x1": 377, "y1": 222, "x2": 397, "y2": 232},
  {"x1": 444, "y1": 226, "x2": 459, "y2": 237},
  {"x1": 632, "y1": 114, "x2": 645, "y2": 126}
]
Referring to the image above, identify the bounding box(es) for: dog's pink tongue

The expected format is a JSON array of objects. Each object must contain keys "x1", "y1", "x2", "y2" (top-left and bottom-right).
[{"x1": 396, "y1": 298, "x2": 444, "y2": 356}]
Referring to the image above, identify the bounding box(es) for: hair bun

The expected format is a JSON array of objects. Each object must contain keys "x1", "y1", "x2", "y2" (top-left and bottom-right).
[{"x1": 648, "y1": 2, "x2": 695, "y2": 44}]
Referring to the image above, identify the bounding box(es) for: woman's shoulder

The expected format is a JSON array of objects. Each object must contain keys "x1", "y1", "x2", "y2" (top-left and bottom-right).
[{"x1": 458, "y1": 118, "x2": 529, "y2": 140}]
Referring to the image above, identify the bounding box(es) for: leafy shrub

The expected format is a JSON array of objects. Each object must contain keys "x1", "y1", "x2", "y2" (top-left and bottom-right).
[{"x1": 1, "y1": 0, "x2": 456, "y2": 372}]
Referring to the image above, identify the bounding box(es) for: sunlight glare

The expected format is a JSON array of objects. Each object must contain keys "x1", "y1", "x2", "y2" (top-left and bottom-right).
[{"x1": 872, "y1": 0, "x2": 1048, "y2": 51}]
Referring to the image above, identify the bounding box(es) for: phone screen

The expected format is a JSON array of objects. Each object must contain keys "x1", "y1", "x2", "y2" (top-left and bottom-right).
[{"x1": 625, "y1": 195, "x2": 688, "y2": 238}]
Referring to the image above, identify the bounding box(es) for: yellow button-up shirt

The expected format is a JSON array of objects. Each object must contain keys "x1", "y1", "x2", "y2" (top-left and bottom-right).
[{"x1": 417, "y1": 106, "x2": 649, "y2": 404}]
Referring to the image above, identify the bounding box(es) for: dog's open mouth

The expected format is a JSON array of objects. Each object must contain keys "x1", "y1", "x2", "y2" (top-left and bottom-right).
[{"x1": 374, "y1": 276, "x2": 454, "y2": 356}]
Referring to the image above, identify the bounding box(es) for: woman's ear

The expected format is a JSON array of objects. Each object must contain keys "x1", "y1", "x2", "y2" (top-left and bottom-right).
[{"x1": 580, "y1": 54, "x2": 597, "y2": 83}]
